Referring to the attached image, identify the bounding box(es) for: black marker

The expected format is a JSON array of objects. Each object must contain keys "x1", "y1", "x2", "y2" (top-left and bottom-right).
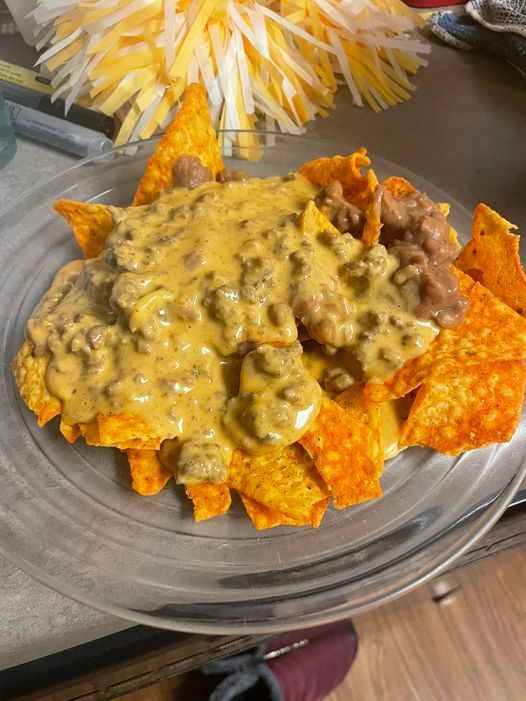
[{"x1": 0, "y1": 80, "x2": 115, "y2": 139}]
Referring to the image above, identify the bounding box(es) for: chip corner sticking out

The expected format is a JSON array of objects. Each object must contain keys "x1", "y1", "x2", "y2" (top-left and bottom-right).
[
  {"x1": 441, "y1": 279, "x2": 526, "y2": 364},
  {"x1": 240, "y1": 494, "x2": 302, "y2": 530},
  {"x1": 60, "y1": 420, "x2": 81, "y2": 444},
  {"x1": 311, "y1": 496, "x2": 331, "y2": 528},
  {"x1": 400, "y1": 360, "x2": 526, "y2": 455},
  {"x1": 455, "y1": 203, "x2": 526, "y2": 316},
  {"x1": 298, "y1": 148, "x2": 373, "y2": 207},
  {"x1": 228, "y1": 445, "x2": 328, "y2": 524},
  {"x1": 132, "y1": 82, "x2": 224, "y2": 206},
  {"x1": 240, "y1": 493, "x2": 329, "y2": 530},
  {"x1": 185, "y1": 483, "x2": 231, "y2": 522},
  {"x1": 53, "y1": 199, "x2": 114, "y2": 258},
  {"x1": 362, "y1": 170, "x2": 382, "y2": 247},
  {"x1": 127, "y1": 449, "x2": 172, "y2": 496},
  {"x1": 299, "y1": 199, "x2": 340, "y2": 238},
  {"x1": 12, "y1": 339, "x2": 61, "y2": 427},
  {"x1": 299, "y1": 393, "x2": 383, "y2": 509},
  {"x1": 364, "y1": 355, "x2": 432, "y2": 403},
  {"x1": 382, "y1": 176, "x2": 416, "y2": 197},
  {"x1": 75, "y1": 417, "x2": 160, "y2": 450}
]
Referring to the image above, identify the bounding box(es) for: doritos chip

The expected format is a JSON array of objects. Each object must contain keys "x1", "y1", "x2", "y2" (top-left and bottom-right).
[
  {"x1": 54, "y1": 200, "x2": 115, "y2": 258},
  {"x1": 311, "y1": 496, "x2": 331, "y2": 527},
  {"x1": 12, "y1": 340, "x2": 61, "y2": 427},
  {"x1": 298, "y1": 148, "x2": 374, "y2": 206},
  {"x1": 365, "y1": 357, "x2": 432, "y2": 403},
  {"x1": 228, "y1": 445, "x2": 329, "y2": 523},
  {"x1": 416, "y1": 279, "x2": 526, "y2": 364},
  {"x1": 97, "y1": 412, "x2": 160, "y2": 448},
  {"x1": 400, "y1": 361, "x2": 526, "y2": 455},
  {"x1": 455, "y1": 203, "x2": 526, "y2": 316},
  {"x1": 299, "y1": 199, "x2": 340, "y2": 238},
  {"x1": 299, "y1": 394, "x2": 383, "y2": 509},
  {"x1": 133, "y1": 83, "x2": 224, "y2": 206},
  {"x1": 382, "y1": 175, "x2": 415, "y2": 197},
  {"x1": 362, "y1": 172, "x2": 382, "y2": 247},
  {"x1": 67, "y1": 417, "x2": 160, "y2": 450},
  {"x1": 185, "y1": 483, "x2": 231, "y2": 522},
  {"x1": 127, "y1": 449, "x2": 172, "y2": 496},
  {"x1": 77, "y1": 420, "x2": 101, "y2": 446},
  {"x1": 240, "y1": 494, "x2": 302, "y2": 529},
  {"x1": 365, "y1": 270, "x2": 526, "y2": 402},
  {"x1": 59, "y1": 420, "x2": 81, "y2": 444}
]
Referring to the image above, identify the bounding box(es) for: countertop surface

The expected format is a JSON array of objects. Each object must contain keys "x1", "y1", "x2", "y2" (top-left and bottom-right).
[{"x1": 0, "y1": 32, "x2": 525, "y2": 670}]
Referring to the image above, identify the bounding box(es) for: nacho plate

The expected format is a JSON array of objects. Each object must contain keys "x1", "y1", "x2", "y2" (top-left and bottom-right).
[{"x1": 0, "y1": 133, "x2": 524, "y2": 634}]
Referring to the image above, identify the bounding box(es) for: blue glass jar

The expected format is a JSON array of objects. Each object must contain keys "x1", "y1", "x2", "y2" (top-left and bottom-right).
[{"x1": 0, "y1": 88, "x2": 16, "y2": 168}]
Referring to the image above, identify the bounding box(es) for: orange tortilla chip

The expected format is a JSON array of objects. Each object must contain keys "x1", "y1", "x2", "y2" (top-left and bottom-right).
[
  {"x1": 59, "y1": 420, "x2": 81, "y2": 444},
  {"x1": 185, "y1": 483, "x2": 231, "y2": 522},
  {"x1": 240, "y1": 494, "x2": 329, "y2": 529},
  {"x1": 455, "y1": 203, "x2": 526, "y2": 316},
  {"x1": 133, "y1": 83, "x2": 224, "y2": 206},
  {"x1": 298, "y1": 148, "x2": 374, "y2": 207},
  {"x1": 299, "y1": 199, "x2": 340, "y2": 238},
  {"x1": 127, "y1": 449, "x2": 172, "y2": 496},
  {"x1": 299, "y1": 393, "x2": 383, "y2": 509},
  {"x1": 97, "y1": 412, "x2": 160, "y2": 448},
  {"x1": 240, "y1": 494, "x2": 302, "y2": 529},
  {"x1": 70, "y1": 418, "x2": 160, "y2": 450},
  {"x1": 365, "y1": 358, "x2": 432, "y2": 403},
  {"x1": 36, "y1": 399, "x2": 61, "y2": 427},
  {"x1": 415, "y1": 277, "x2": 526, "y2": 362},
  {"x1": 63, "y1": 416, "x2": 159, "y2": 449},
  {"x1": 382, "y1": 176, "x2": 416, "y2": 197},
  {"x1": 400, "y1": 361, "x2": 526, "y2": 455},
  {"x1": 362, "y1": 172, "x2": 382, "y2": 246},
  {"x1": 54, "y1": 200, "x2": 115, "y2": 258},
  {"x1": 365, "y1": 270, "x2": 526, "y2": 402},
  {"x1": 78, "y1": 420, "x2": 101, "y2": 445},
  {"x1": 228, "y1": 445, "x2": 329, "y2": 523},
  {"x1": 12, "y1": 340, "x2": 61, "y2": 427},
  {"x1": 311, "y1": 497, "x2": 330, "y2": 527}
]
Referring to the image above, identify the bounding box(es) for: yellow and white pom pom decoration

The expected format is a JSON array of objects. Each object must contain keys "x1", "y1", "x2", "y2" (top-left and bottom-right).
[{"x1": 32, "y1": 1, "x2": 430, "y2": 148}]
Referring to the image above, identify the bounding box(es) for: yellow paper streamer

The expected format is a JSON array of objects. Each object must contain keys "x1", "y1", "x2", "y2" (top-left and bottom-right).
[{"x1": 33, "y1": 0, "x2": 430, "y2": 148}]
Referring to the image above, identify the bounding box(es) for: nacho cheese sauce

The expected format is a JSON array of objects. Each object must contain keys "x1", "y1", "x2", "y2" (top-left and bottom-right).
[{"x1": 27, "y1": 174, "x2": 445, "y2": 484}]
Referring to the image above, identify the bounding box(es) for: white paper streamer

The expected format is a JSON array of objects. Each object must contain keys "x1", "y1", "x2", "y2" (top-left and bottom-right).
[{"x1": 32, "y1": 0, "x2": 431, "y2": 147}]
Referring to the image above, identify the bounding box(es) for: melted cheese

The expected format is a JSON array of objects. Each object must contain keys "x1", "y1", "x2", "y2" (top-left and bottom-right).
[{"x1": 28, "y1": 174, "x2": 437, "y2": 482}]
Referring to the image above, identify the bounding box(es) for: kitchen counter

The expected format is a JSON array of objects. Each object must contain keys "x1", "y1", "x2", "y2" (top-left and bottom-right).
[{"x1": 1, "y1": 32, "x2": 525, "y2": 673}]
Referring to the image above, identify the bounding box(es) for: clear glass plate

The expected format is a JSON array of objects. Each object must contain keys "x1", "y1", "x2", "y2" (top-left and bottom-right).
[{"x1": 0, "y1": 132, "x2": 524, "y2": 634}]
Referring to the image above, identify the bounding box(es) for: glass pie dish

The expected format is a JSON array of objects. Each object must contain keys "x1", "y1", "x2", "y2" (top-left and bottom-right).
[{"x1": 0, "y1": 132, "x2": 524, "y2": 634}]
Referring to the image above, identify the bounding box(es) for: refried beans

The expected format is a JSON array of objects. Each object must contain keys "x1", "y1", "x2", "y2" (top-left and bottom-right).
[{"x1": 379, "y1": 187, "x2": 468, "y2": 328}]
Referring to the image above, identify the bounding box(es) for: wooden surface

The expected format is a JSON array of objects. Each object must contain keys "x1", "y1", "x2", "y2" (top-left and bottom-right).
[
  {"x1": 123, "y1": 546, "x2": 526, "y2": 701},
  {"x1": 329, "y1": 547, "x2": 526, "y2": 701}
]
